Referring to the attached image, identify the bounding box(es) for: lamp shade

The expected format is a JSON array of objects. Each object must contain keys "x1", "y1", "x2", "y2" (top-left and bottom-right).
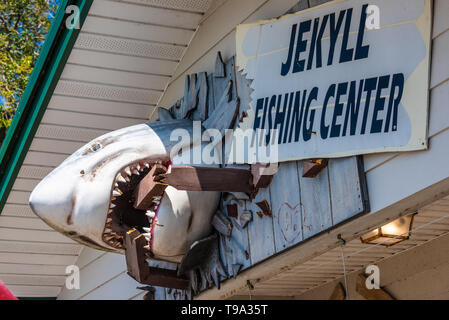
[{"x1": 360, "y1": 214, "x2": 416, "y2": 246}]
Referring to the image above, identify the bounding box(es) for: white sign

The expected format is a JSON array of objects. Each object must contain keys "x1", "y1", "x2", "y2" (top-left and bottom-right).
[{"x1": 234, "y1": 0, "x2": 431, "y2": 162}]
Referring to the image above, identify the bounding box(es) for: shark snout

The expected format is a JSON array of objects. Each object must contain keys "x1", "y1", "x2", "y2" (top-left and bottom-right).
[{"x1": 29, "y1": 176, "x2": 76, "y2": 229}]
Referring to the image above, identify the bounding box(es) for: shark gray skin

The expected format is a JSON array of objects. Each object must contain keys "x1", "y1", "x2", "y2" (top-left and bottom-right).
[{"x1": 29, "y1": 120, "x2": 221, "y2": 264}]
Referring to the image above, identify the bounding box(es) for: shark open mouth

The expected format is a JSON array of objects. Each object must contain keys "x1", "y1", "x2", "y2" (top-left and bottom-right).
[{"x1": 102, "y1": 159, "x2": 170, "y2": 252}]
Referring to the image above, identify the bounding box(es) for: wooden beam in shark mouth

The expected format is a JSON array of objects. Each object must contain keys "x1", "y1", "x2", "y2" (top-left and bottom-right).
[
  {"x1": 124, "y1": 229, "x2": 189, "y2": 290},
  {"x1": 133, "y1": 164, "x2": 168, "y2": 210},
  {"x1": 133, "y1": 165, "x2": 278, "y2": 210},
  {"x1": 157, "y1": 166, "x2": 254, "y2": 193}
]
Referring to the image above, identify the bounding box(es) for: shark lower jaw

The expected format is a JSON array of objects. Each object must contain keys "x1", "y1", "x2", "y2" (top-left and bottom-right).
[{"x1": 102, "y1": 157, "x2": 171, "y2": 252}]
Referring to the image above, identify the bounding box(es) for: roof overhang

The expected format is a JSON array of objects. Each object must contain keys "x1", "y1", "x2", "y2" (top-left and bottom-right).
[{"x1": 0, "y1": 0, "x2": 213, "y2": 297}]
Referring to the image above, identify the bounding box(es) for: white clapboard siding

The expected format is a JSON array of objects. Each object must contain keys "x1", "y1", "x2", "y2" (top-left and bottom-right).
[
  {"x1": 68, "y1": 49, "x2": 178, "y2": 76},
  {"x1": 54, "y1": 80, "x2": 161, "y2": 105},
  {"x1": 82, "y1": 16, "x2": 194, "y2": 46},
  {"x1": 74, "y1": 33, "x2": 186, "y2": 61},
  {"x1": 0, "y1": 252, "x2": 77, "y2": 266},
  {"x1": 41, "y1": 110, "x2": 147, "y2": 131},
  {"x1": 89, "y1": 0, "x2": 203, "y2": 29},
  {"x1": 432, "y1": 0, "x2": 449, "y2": 37},
  {"x1": 29, "y1": 138, "x2": 84, "y2": 155},
  {"x1": 366, "y1": 128, "x2": 449, "y2": 213},
  {"x1": 0, "y1": 217, "x2": 52, "y2": 231},
  {"x1": 0, "y1": 227, "x2": 75, "y2": 244},
  {"x1": 0, "y1": 241, "x2": 81, "y2": 255},
  {"x1": 0, "y1": 275, "x2": 66, "y2": 287},
  {"x1": 58, "y1": 252, "x2": 128, "y2": 299},
  {"x1": 125, "y1": 0, "x2": 213, "y2": 13},
  {"x1": 7, "y1": 191, "x2": 31, "y2": 204},
  {"x1": 48, "y1": 95, "x2": 152, "y2": 120},
  {"x1": 11, "y1": 178, "x2": 40, "y2": 193},
  {"x1": 0, "y1": 263, "x2": 68, "y2": 276},
  {"x1": 80, "y1": 272, "x2": 142, "y2": 300},
  {"x1": 7, "y1": 285, "x2": 61, "y2": 298},
  {"x1": 17, "y1": 165, "x2": 53, "y2": 180},
  {"x1": 35, "y1": 125, "x2": 109, "y2": 143},
  {"x1": 60, "y1": 64, "x2": 169, "y2": 91},
  {"x1": 2, "y1": 204, "x2": 36, "y2": 218},
  {"x1": 23, "y1": 152, "x2": 68, "y2": 167},
  {"x1": 75, "y1": 247, "x2": 106, "y2": 270}
]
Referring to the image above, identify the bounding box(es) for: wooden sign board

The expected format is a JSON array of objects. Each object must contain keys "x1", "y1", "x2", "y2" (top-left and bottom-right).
[{"x1": 234, "y1": 0, "x2": 432, "y2": 162}]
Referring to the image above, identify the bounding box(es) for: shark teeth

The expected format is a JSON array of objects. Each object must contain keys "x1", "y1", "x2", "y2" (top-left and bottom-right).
[
  {"x1": 146, "y1": 210, "x2": 155, "y2": 218},
  {"x1": 103, "y1": 159, "x2": 170, "y2": 251},
  {"x1": 116, "y1": 174, "x2": 126, "y2": 183}
]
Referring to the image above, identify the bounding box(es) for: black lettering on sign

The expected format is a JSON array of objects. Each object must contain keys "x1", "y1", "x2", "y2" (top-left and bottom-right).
[
  {"x1": 321, "y1": 84, "x2": 336, "y2": 140},
  {"x1": 280, "y1": 5, "x2": 371, "y2": 75},
  {"x1": 330, "y1": 82, "x2": 349, "y2": 138}
]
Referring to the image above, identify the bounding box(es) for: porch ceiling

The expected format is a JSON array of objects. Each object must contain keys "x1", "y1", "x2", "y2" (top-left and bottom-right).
[{"x1": 223, "y1": 195, "x2": 449, "y2": 299}]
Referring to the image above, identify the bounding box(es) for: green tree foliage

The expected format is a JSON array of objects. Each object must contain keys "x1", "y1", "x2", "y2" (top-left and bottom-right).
[{"x1": 0, "y1": 0, "x2": 58, "y2": 143}]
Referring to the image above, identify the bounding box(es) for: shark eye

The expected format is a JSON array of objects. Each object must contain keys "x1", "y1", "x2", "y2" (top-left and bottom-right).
[{"x1": 90, "y1": 143, "x2": 102, "y2": 152}]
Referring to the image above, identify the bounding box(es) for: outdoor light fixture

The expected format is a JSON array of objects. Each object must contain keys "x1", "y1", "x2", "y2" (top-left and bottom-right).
[{"x1": 360, "y1": 213, "x2": 417, "y2": 246}]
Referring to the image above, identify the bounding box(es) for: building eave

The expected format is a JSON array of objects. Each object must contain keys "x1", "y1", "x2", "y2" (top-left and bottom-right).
[{"x1": 0, "y1": 0, "x2": 94, "y2": 214}]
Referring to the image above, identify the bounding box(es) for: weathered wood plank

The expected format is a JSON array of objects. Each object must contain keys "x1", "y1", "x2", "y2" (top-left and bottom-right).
[
  {"x1": 165, "y1": 288, "x2": 186, "y2": 300},
  {"x1": 170, "y1": 99, "x2": 183, "y2": 120},
  {"x1": 157, "y1": 107, "x2": 174, "y2": 121},
  {"x1": 158, "y1": 166, "x2": 253, "y2": 192},
  {"x1": 207, "y1": 73, "x2": 216, "y2": 115},
  {"x1": 134, "y1": 164, "x2": 167, "y2": 210},
  {"x1": 298, "y1": 161, "x2": 332, "y2": 239},
  {"x1": 221, "y1": 197, "x2": 251, "y2": 276},
  {"x1": 203, "y1": 84, "x2": 239, "y2": 137},
  {"x1": 180, "y1": 74, "x2": 197, "y2": 118},
  {"x1": 147, "y1": 261, "x2": 173, "y2": 300},
  {"x1": 192, "y1": 72, "x2": 209, "y2": 120},
  {"x1": 235, "y1": 67, "x2": 253, "y2": 122},
  {"x1": 213, "y1": 56, "x2": 237, "y2": 107},
  {"x1": 269, "y1": 161, "x2": 303, "y2": 252},
  {"x1": 214, "y1": 51, "x2": 226, "y2": 78},
  {"x1": 247, "y1": 186, "x2": 276, "y2": 264},
  {"x1": 328, "y1": 157, "x2": 368, "y2": 225}
]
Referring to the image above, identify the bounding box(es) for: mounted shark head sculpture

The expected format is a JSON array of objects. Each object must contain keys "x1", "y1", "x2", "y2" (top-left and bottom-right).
[{"x1": 29, "y1": 120, "x2": 221, "y2": 263}]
